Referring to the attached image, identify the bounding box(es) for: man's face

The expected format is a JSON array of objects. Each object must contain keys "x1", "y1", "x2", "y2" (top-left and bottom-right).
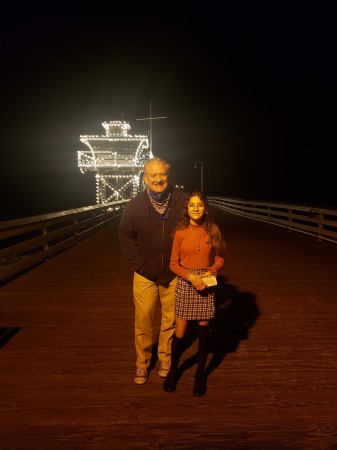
[{"x1": 144, "y1": 162, "x2": 169, "y2": 194}]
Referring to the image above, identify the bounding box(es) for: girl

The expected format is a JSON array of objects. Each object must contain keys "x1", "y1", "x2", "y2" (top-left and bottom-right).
[{"x1": 164, "y1": 191, "x2": 226, "y2": 396}]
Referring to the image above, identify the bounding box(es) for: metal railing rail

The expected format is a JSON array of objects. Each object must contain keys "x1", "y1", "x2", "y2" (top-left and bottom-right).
[
  {"x1": 0, "y1": 200, "x2": 128, "y2": 283},
  {"x1": 208, "y1": 196, "x2": 337, "y2": 245}
]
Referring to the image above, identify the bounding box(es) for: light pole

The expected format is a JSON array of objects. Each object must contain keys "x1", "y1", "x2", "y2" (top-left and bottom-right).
[{"x1": 194, "y1": 160, "x2": 204, "y2": 192}]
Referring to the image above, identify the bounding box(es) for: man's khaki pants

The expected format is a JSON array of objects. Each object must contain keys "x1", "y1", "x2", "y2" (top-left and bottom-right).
[{"x1": 133, "y1": 271, "x2": 176, "y2": 369}]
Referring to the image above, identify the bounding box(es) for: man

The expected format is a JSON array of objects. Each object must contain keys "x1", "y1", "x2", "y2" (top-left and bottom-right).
[{"x1": 118, "y1": 157, "x2": 187, "y2": 385}]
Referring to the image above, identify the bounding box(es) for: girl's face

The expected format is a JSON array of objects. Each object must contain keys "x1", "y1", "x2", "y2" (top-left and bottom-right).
[{"x1": 187, "y1": 196, "x2": 205, "y2": 225}]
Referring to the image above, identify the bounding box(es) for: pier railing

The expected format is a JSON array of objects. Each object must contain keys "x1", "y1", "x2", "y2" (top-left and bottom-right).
[
  {"x1": 208, "y1": 196, "x2": 337, "y2": 245},
  {"x1": 0, "y1": 201, "x2": 128, "y2": 283},
  {"x1": 2, "y1": 197, "x2": 337, "y2": 284}
]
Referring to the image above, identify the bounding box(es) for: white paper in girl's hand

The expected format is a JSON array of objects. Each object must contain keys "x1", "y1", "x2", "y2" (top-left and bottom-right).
[{"x1": 202, "y1": 276, "x2": 217, "y2": 287}]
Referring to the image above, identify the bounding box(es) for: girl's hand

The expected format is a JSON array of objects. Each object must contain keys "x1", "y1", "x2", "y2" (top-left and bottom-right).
[
  {"x1": 205, "y1": 269, "x2": 217, "y2": 276},
  {"x1": 188, "y1": 273, "x2": 207, "y2": 290},
  {"x1": 202, "y1": 270, "x2": 213, "y2": 277}
]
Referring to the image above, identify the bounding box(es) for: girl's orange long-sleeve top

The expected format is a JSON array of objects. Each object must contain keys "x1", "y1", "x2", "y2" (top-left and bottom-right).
[{"x1": 170, "y1": 224, "x2": 224, "y2": 279}]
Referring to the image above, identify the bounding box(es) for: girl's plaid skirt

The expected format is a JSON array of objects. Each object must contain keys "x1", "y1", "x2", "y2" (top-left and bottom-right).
[{"x1": 175, "y1": 268, "x2": 215, "y2": 320}]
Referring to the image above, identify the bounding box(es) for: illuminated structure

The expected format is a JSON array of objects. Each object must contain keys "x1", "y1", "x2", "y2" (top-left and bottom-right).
[{"x1": 77, "y1": 121, "x2": 151, "y2": 203}]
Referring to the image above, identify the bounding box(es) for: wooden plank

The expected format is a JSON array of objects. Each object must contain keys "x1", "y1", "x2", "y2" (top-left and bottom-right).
[{"x1": 0, "y1": 211, "x2": 336, "y2": 449}]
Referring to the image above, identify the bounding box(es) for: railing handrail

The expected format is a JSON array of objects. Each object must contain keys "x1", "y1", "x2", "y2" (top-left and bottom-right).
[
  {"x1": 0, "y1": 201, "x2": 128, "y2": 230},
  {"x1": 208, "y1": 196, "x2": 337, "y2": 245},
  {"x1": 0, "y1": 200, "x2": 129, "y2": 284}
]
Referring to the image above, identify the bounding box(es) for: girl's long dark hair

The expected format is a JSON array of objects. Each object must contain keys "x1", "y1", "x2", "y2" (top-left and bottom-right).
[{"x1": 174, "y1": 190, "x2": 226, "y2": 256}]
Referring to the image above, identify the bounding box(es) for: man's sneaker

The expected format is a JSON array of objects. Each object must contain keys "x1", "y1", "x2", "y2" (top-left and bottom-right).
[
  {"x1": 134, "y1": 367, "x2": 148, "y2": 385},
  {"x1": 159, "y1": 360, "x2": 171, "y2": 378}
]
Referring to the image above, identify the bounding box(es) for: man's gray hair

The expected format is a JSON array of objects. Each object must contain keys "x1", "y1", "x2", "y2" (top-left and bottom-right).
[{"x1": 144, "y1": 157, "x2": 171, "y2": 175}]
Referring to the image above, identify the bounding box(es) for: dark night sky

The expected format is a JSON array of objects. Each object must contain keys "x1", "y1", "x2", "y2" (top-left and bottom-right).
[{"x1": 1, "y1": 2, "x2": 336, "y2": 220}]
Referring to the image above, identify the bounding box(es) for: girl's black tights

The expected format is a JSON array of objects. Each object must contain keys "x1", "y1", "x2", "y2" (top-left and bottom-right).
[
  {"x1": 171, "y1": 324, "x2": 210, "y2": 372},
  {"x1": 170, "y1": 333, "x2": 184, "y2": 370},
  {"x1": 196, "y1": 323, "x2": 210, "y2": 374}
]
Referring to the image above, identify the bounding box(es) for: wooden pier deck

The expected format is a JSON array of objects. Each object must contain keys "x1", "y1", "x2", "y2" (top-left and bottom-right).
[{"x1": 0, "y1": 209, "x2": 337, "y2": 450}]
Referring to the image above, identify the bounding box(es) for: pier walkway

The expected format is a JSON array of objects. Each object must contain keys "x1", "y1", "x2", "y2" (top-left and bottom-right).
[{"x1": 0, "y1": 208, "x2": 336, "y2": 449}]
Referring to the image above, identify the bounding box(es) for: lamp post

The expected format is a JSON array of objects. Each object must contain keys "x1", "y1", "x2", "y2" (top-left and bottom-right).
[{"x1": 194, "y1": 160, "x2": 204, "y2": 192}]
